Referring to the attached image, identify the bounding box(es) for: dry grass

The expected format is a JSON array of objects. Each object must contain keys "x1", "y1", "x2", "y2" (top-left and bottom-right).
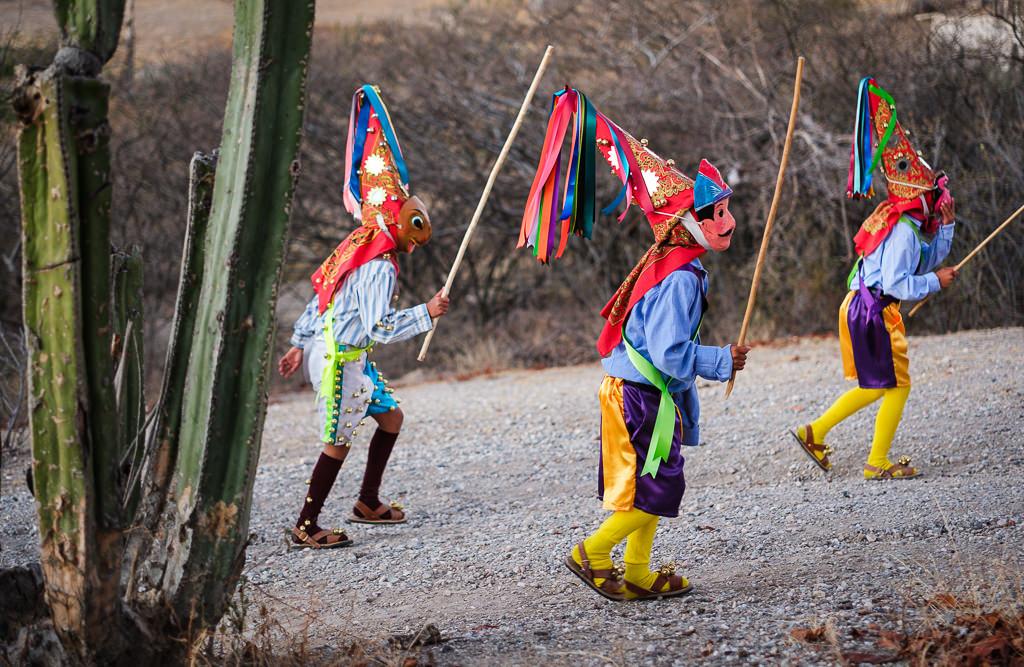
[
  {"x1": 785, "y1": 507, "x2": 1024, "y2": 667},
  {"x1": 188, "y1": 575, "x2": 439, "y2": 666},
  {"x1": 865, "y1": 513, "x2": 1022, "y2": 666},
  {"x1": 890, "y1": 524, "x2": 1024, "y2": 666}
]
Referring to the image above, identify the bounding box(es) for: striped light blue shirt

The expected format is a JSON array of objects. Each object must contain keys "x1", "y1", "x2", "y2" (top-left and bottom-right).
[{"x1": 290, "y1": 258, "x2": 433, "y2": 349}]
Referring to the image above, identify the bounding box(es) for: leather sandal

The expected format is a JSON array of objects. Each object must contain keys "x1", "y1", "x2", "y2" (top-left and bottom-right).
[
  {"x1": 864, "y1": 457, "x2": 920, "y2": 480},
  {"x1": 564, "y1": 541, "x2": 625, "y2": 601},
  {"x1": 349, "y1": 499, "x2": 407, "y2": 524},
  {"x1": 790, "y1": 424, "x2": 833, "y2": 472},
  {"x1": 624, "y1": 563, "x2": 693, "y2": 600},
  {"x1": 291, "y1": 526, "x2": 352, "y2": 549}
]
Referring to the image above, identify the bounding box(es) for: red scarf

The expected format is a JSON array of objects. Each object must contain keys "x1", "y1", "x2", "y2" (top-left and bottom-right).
[
  {"x1": 853, "y1": 197, "x2": 928, "y2": 257},
  {"x1": 311, "y1": 225, "x2": 398, "y2": 314},
  {"x1": 597, "y1": 226, "x2": 705, "y2": 357}
]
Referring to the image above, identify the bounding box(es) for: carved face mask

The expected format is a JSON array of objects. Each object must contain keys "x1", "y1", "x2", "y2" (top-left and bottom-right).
[
  {"x1": 919, "y1": 171, "x2": 951, "y2": 233},
  {"x1": 394, "y1": 195, "x2": 432, "y2": 253},
  {"x1": 696, "y1": 198, "x2": 736, "y2": 251}
]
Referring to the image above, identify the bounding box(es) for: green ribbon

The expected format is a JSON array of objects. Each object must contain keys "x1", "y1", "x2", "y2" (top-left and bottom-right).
[
  {"x1": 319, "y1": 304, "x2": 373, "y2": 442},
  {"x1": 866, "y1": 83, "x2": 897, "y2": 178},
  {"x1": 622, "y1": 335, "x2": 677, "y2": 479}
]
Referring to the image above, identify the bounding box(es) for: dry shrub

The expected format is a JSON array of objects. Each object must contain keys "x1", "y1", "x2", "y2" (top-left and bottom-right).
[
  {"x1": 1, "y1": 0, "x2": 1022, "y2": 398},
  {"x1": 288, "y1": 0, "x2": 1024, "y2": 383},
  {"x1": 895, "y1": 560, "x2": 1024, "y2": 666},
  {"x1": 861, "y1": 516, "x2": 1024, "y2": 666},
  {"x1": 188, "y1": 575, "x2": 438, "y2": 666},
  {"x1": 897, "y1": 609, "x2": 1024, "y2": 666}
]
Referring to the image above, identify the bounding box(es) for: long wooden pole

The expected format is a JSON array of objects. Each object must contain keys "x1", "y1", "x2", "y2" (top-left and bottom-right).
[
  {"x1": 417, "y1": 45, "x2": 554, "y2": 361},
  {"x1": 724, "y1": 56, "x2": 804, "y2": 398},
  {"x1": 907, "y1": 201, "x2": 1024, "y2": 317}
]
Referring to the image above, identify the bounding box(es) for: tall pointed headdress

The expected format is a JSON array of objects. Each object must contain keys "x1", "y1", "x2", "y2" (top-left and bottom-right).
[
  {"x1": 517, "y1": 88, "x2": 732, "y2": 355},
  {"x1": 311, "y1": 85, "x2": 410, "y2": 313},
  {"x1": 847, "y1": 77, "x2": 949, "y2": 256}
]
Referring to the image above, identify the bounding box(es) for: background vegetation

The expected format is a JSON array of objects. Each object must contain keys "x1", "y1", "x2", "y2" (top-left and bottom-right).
[{"x1": 2, "y1": 0, "x2": 1022, "y2": 415}]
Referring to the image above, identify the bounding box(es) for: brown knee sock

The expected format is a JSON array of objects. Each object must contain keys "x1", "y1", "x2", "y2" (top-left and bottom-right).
[
  {"x1": 357, "y1": 428, "x2": 399, "y2": 510},
  {"x1": 295, "y1": 451, "x2": 345, "y2": 536}
]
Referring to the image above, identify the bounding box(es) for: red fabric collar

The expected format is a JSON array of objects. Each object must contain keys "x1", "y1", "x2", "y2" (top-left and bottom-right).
[
  {"x1": 311, "y1": 225, "x2": 398, "y2": 314},
  {"x1": 597, "y1": 244, "x2": 706, "y2": 356},
  {"x1": 853, "y1": 198, "x2": 926, "y2": 257}
]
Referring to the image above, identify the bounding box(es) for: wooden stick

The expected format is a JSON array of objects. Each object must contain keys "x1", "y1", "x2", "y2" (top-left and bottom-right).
[
  {"x1": 417, "y1": 45, "x2": 554, "y2": 362},
  {"x1": 724, "y1": 56, "x2": 804, "y2": 398},
  {"x1": 907, "y1": 201, "x2": 1024, "y2": 317}
]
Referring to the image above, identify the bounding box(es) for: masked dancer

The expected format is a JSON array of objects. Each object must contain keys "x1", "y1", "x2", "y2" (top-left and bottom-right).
[
  {"x1": 280, "y1": 86, "x2": 449, "y2": 548},
  {"x1": 791, "y1": 77, "x2": 957, "y2": 480},
  {"x1": 519, "y1": 88, "x2": 749, "y2": 599}
]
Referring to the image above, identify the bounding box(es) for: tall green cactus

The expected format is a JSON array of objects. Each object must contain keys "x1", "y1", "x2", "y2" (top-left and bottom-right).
[
  {"x1": 166, "y1": 0, "x2": 314, "y2": 623},
  {"x1": 53, "y1": 0, "x2": 125, "y2": 63},
  {"x1": 15, "y1": 0, "x2": 315, "y2": 659},
  {"x1": 123, "y1": 151, "x2": 215, "y2": 544},
  {"x1": 17, "y1": 67, "x2": 124, "y2": 666}
]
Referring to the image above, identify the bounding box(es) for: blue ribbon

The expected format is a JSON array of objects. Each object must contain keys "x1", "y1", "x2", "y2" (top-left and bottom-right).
[
  {"x1": 359, "y1": 85, "x2": 410, "y2": 187},
  {"x1": 347, "y1": 85, "x2": 412, "y2": 205},
  {"x1": 558, "y1": 92, "x2": 583, "y2": 222},
  {"x1": 347, "y1": 99, "x2": 372, "y2": 204}
]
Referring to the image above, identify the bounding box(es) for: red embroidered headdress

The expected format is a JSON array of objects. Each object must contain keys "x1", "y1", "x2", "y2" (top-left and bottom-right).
[
  {"x1": 311, "y1": 85, "x2": 410, "y2": 314},
  {"x1": 518, "y1": 88, "x2": 732, "y2": 355},
  {"x1": 847, "y1": 77, "x2": 951, "y2": 257}
]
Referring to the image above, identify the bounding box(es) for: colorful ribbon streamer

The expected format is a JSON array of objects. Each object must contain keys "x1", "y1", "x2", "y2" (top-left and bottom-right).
[
  {"x1": 848, "y1": 77, "x2": 897, "y2": 199},
  {"x1": 518, "y1": 88, "x2": 632, "y2": 262}
]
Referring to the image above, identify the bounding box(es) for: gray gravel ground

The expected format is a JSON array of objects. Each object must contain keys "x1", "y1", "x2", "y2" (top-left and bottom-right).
[{"x1": 3, "y1": 328, "x2": 1023, "y2": 665}]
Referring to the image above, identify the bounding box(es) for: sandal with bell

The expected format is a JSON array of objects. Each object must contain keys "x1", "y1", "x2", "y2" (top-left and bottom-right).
[
  {"x1": 864, "y1": 457, "x2": 920, "y2": 480},
  {"x1": 564, "y1": 541, "x2": 625, "y2": 601},
  {"x1": 291, "y1": 525, "x2": 352, "y2": 549},
  {"x1": 349, "y1": 499, "x2": 407, "y2": 524},
  {"x1": 624, "y1": 563, "x2": 693, "y2": 600},
  {"x1": 790, "y1": 424, "x2": 833, "y2": 472}
]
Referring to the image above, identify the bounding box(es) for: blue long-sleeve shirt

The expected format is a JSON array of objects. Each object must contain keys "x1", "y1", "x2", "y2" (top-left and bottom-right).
[
  {"x1": 601, "y1": 259, "x2": 733, "y2": 445},
  {"x1": 852, "y1": 215, "x2": 955, "y2": 301},
  {"x1": 290, "y1": 258, "x2": 432, "y2": 350}
]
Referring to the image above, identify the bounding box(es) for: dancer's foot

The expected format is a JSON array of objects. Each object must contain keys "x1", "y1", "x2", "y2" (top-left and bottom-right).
[
  {"x1": 349, "y1": 499, "x2": 406, "y2": 524},
  {"x1": 623, "y1": 563, "x2": 692, "y2": 600},
  {"x1": 790, "y1": 424, "x2": 833, "y2": 472},
  {"x1": 291, "y1": 524, "x2": 352, "y2": 549},
  {"x1": 565, "y1": 542, "x2": 625, "y2": 601},
  {"x1": 864, "y1": 456, "x2": 919, "y2": 480}
]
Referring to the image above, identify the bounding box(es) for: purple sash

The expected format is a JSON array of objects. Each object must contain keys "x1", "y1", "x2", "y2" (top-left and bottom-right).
[{"x1": 847, "y1": 267, "x2": 899, "y2": 388}]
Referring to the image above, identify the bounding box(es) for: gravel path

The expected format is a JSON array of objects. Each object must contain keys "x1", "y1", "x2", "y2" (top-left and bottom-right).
[{"x1": 3, "y1": 328, "x2": 1023, "y2": 665}]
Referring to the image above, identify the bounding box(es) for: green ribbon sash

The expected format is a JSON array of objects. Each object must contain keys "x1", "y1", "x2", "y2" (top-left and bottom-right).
[
  {"x1": 622, "y1": 335, "x2": 677, "y2": 479},
  {"x1": 319, "y1": 304, "x2": 373, "y2": 442},
  {"x1": 620, "y1": 289, "x2": 704, "y2": 478}
]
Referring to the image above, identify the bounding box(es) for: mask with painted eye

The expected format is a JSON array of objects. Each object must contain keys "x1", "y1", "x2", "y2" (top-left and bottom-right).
[
  {"x1": 394, "y1": 195, "x2": 432, "y2": 253},
  {"x1": 919, "y1": 171, "x2": 952, "y2": 234},
  {"x1": 695, "y1": 198, "x2": 736, "y2": 252}
]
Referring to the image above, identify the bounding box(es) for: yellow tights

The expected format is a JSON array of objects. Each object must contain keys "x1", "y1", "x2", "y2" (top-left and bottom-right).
[
  {"x1": 806, "y1": 386, "x2": 911, "y2": 475},
  {"x1": 573, "y1": 508, "x2": 688, "y2": 598}
]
